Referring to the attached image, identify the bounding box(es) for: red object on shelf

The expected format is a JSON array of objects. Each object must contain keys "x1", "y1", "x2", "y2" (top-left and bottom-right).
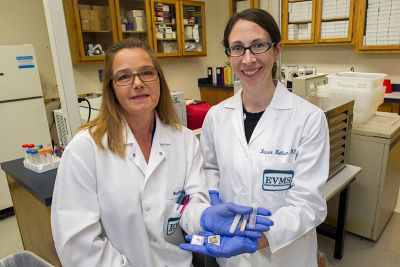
[
  {"x1": 186, "y1": 102, "x2": 211, "y2": 130},
  {"x1": 383, "y1": 79, "x2": 392, "y2": 93}
]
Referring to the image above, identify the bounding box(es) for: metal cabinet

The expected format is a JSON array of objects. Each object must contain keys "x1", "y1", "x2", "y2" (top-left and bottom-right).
[{"x1": 345, "y1": 112, "x2": 400, "y2": 240}]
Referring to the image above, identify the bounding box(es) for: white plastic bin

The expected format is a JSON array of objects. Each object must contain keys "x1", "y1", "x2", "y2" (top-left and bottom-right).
[
  {"x1": 327, "y1": 72, "x2": 386, "y2": 91},
  {"x1": 317, "y1": 84, "x2": 384, "y2": 124},
  {"x1": 0, "y1": 251, "x2": 54, "y2": 267}
]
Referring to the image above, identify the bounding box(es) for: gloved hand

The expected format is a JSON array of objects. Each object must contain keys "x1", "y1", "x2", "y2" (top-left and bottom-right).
[
  {"x1": 209, "y1": 190, "x2": 222, "y2": 206},
  {"x1": 200, "y1": 202, "x2": 274, "y2": 238},
  {"x1": 179, "y1": 231, "x2": 258, "y2": 258}
]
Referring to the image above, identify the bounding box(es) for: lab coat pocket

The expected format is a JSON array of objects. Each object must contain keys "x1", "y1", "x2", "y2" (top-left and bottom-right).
[
  {"x1": 255, "y1": 159, "x2": 295, "y2": 213},
  {"x1": 164, "y1": 203, "x2": 185, "y2": 246}
]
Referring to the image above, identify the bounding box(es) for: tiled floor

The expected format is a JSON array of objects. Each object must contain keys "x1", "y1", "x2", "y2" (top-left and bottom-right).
[
  {"x1": 1, "y1": 213, "x2": 400, "y2": 265},
  {"x1": 318, "y1": 212, "x2": 400, "y2": 266},
  {"x1": 0, "y1": 215, "x2": 23, "y2": 259}
]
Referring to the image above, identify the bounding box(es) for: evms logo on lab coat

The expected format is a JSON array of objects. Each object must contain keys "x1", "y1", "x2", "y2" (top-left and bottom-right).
[
  {"x1": 262, "y1": 169, "x2": 294, "y2": 191},
  {"x1": 166, "y1": 217, "x2": 180, "y2": 235}
]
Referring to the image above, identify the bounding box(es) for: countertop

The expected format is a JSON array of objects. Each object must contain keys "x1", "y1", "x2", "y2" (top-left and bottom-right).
[{"x1": 1, "y1": 158, "x2": 56, "y2": 206}]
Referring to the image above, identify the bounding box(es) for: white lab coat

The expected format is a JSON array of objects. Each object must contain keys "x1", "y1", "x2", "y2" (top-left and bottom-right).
[
  {"x1": 51, "y1": 114, "x2": 210, "y2": 267},
  {"x1": 200, "y1": 82, "x2": 329, "y2": 267}
]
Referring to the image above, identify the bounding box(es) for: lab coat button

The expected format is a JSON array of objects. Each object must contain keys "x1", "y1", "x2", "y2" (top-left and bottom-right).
[
  {"x1": 159, "y1": 152, "x2": 163, "y2": 156},
  {"x1": 145, "y1": 207, "x2": 150, "y2": 212},
  {"x1": 241, "y1": 187, "x2": 247, "y2": 193},
  {"x1": 132, "y1": 153, "x2": 136, "y2": 157}
]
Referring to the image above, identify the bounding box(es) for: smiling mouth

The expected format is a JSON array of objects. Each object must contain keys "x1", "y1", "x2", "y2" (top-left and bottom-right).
[
  {"x1": 241, "y1": 67, "x2": 263, "y2": 77},
  {"x1": 131, "y1": 94, "x2": 149, "y2": 100}
]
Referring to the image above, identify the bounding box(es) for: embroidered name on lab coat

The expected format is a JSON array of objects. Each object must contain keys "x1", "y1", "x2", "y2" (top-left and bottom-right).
[{"x1": 262, "y1": 170, "x2": 294, "y2": 191}]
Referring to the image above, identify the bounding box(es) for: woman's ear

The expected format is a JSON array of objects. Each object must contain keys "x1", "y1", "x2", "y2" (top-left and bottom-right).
[{"x1": 274, "y1": 41, "x2": 283, "y2": 62}]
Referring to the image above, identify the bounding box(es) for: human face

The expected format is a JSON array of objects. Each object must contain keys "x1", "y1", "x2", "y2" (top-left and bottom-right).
[
  {"x1": 112, "y1": 48, "x2": 160, "y2": 118},
  {"x1": 228, "y1": 19, "x2": 281, "y2": 89}
]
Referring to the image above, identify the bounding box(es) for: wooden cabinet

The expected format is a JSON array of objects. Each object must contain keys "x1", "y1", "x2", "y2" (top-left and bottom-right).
[
  {"x1": 150, "y1": 0, "x2": 206, "y2": 57},
  {"x1": 355, "y1": 0, "x2": 400, "y2": 53},
  {"x1": 180, "y1": 1, "x2": 206, "y2": 56},
  {"x1": 282, "y1": 0, "x2": 316, "y2": 44},
  {"x1": 315, "y1": 0, "x2": 355, "y2": 43},
  {"x1": 282, "y1": 0, "x2": 355, "y2": 45},
  {"x1": 63, "y1": 0, "x2": 119, "y2": 64},
  {"x1": 63, "y1": 0, "x2": 206, "y2": 63},
  {"x1": 229, "y1": 0, "x2": 259, "y2": 16},
  {"x1": 115, "y1": 0, "x2": 153, "y2": 43},
  {"x1": 199, "y1": 86, "x2": 234, "y2": 106}
]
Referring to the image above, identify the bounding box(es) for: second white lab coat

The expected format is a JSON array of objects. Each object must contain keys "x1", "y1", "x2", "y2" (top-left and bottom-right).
[
  {"x1": 200, "y1": 82, "x2": 329, "y2": 267},
  {"x1": 51, "y1": 114, "x2": 210, "y2": 267}
]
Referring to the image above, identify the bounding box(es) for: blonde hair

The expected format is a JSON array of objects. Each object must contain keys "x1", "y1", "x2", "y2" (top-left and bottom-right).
[{"x1": 80, "y1": 38, "x2": 180, "y2": 157}]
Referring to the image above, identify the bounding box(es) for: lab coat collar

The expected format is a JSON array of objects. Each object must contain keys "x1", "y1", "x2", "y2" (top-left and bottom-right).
[
  {"x1": 222, "y1": 81, "x2": 293, "y2": 111},
  {"x1": 224, "y1": 81, "x2": 293, "y2": 146},
  {"x1": 123, "y1": 113, "x2": 172, "y2": 145}
]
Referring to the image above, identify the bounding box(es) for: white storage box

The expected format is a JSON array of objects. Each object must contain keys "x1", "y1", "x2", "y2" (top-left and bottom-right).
[
  {"x1": 317, "y1": 84, "x2": 384, "y2": 124},
  {"x1": 326, "y1": 72, "x2": 386, "y2": 91}
]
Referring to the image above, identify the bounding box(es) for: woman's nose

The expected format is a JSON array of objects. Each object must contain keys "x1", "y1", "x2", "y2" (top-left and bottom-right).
[
  {"x1": 241, "y1": 49, "x2": 256, "y2": 64},
  {"x1": 132, "y1": 75, "x2": 144, "y2": 89}
]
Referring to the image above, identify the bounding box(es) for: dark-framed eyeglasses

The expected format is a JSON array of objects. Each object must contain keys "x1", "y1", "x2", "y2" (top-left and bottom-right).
[
  {"x1": 112, "y1": 68, "x2": 159, "y2": 86},
  {"x1": 225, "y1": 42, "x2": 276, "y2": 57}
]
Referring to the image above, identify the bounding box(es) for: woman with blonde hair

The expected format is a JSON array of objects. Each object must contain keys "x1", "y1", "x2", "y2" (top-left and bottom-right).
[{"x1": 51, "y1": 38, "x2": 211, "y2": 266}]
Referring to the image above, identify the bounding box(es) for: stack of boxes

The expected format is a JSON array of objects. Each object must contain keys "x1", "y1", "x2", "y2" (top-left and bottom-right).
[
  {"x1": 288, "y1": 1, "x2": 312, "y2": 40},
  {"x1": 288, "y1": 23, "x2": 312, "y2": 40},
  {"x1": 79, "y1": 4, "x2": 111, "y2": 32},
  {"x1": 322, "y1": 0, "x2": 350, "y2": 19},
  {"x1": 154, "y1": 3, "x2": 178, "y2": 53},
  {"x1": 124, "y1": 9, "x2": 145, "y2": 32},
  {"x1": 364, "y1": 0, "x2": 400, "y2": 46},
  {"x1": 288, "y1": 1, "x2": 312, "y2": 22},
  {"x1": 236, "y1": 0, "x2": 251, "y2": 13},
  {"x1": 321, "y1": 21, "x2": 349, "y2": 38}
]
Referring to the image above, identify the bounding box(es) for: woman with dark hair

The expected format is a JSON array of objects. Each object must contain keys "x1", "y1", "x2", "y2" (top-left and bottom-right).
[
  {"x1": 50, "y1": 38, "x2": 213, "y2": 266},
  {"x1": 199, "y1": 9, "x2": 330, "y2": 267}
]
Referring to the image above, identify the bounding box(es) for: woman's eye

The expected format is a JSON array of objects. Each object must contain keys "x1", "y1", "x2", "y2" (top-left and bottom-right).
[
  {"x1": 253, "y1": 43, "x2": 266, "y2": 49},
  {"x1": 231, "y1": 46, "x2": 243, "y2": 52},
  {"x1": 117, "y1": 73, "x2": 130, "y2": 81}
]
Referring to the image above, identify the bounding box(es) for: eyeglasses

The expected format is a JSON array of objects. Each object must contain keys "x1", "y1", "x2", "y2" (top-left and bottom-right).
[
  {"x1": 112, "y1": 68, "x2": 158, "y2": 86},
  {"x1": 225, "y1": 42, "x2": 276, "y2": 57}
]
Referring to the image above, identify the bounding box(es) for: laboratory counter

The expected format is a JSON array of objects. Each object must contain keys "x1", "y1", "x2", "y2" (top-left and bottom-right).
[
  {"x1": 0, "y1": 158, "x2": 60, "y2": 266},
  {"x1": 1, "y1": 158, "x2": 56, "y2": 206},
  {"x1": 198, "y1": 78, "x2": 234, "y2": 105}
]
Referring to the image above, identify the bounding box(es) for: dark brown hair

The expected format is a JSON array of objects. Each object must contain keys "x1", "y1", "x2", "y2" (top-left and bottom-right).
[
  {"x1": 223, "y1": 8, "x2": 281, "y2": 78},
  {"x1": 80, "y1": 38, "x2": 179, "y2": 157}
]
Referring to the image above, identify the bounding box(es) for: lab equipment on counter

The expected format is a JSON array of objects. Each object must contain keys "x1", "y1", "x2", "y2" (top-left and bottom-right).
[
  {"x1": 22, "y1": 144, "x2": 60, "y2": 173},
  {"x1": 317, "y1": 72, "x2": 386, "y2": 124},
  {"x1": 281, "y1": 65, "x2": 316, "y2": 90},
  {"x1": 0, "y1": 44, "x2": 52, "y2": 211},
  {"x1": 292, "y1": 73, "x2": 327, "y2": 97}
]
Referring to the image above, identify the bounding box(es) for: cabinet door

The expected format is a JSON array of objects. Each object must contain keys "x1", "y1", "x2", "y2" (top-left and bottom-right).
[
  {"x1": 72, "y1": 0, "x2": 119, "y2": 62},
  {"x1": 114, "y1": 0, "x2": 152, "y2": 47},
  {"x1": 180, "y1": 1, "x2": 206, "y2": 56},
  {"x1": 150, "y1": 0, "x2": 181, "y2": 57},
  {"x1": 355, "y1": 0, "x2": 400, "y2": 53},
  {"x1": 229, "y1": 0, "x2": 259, "y2": 16},
  {"x1": 282, "y1": 0, "x2": 316, "y2": 45},
  {"x1": 316, "y1": 0, "x2": 355, "y2": 43}
]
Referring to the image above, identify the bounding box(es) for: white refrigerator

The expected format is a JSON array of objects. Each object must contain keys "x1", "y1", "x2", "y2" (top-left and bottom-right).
[{"x1": 0, "y1": 44, "x2": 52, "y2": 211}]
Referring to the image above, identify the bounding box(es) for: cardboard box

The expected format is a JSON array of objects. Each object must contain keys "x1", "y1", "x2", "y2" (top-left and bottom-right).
[
  {"x1": 126, "y1": 9, "x2": 144, "y2": 18},
  {"x1": 90, "y1": 10, "x2": 100, "y2": 31},
  {"x1": 78, "y1": 4, "x2": 90, "y2": 10}
]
